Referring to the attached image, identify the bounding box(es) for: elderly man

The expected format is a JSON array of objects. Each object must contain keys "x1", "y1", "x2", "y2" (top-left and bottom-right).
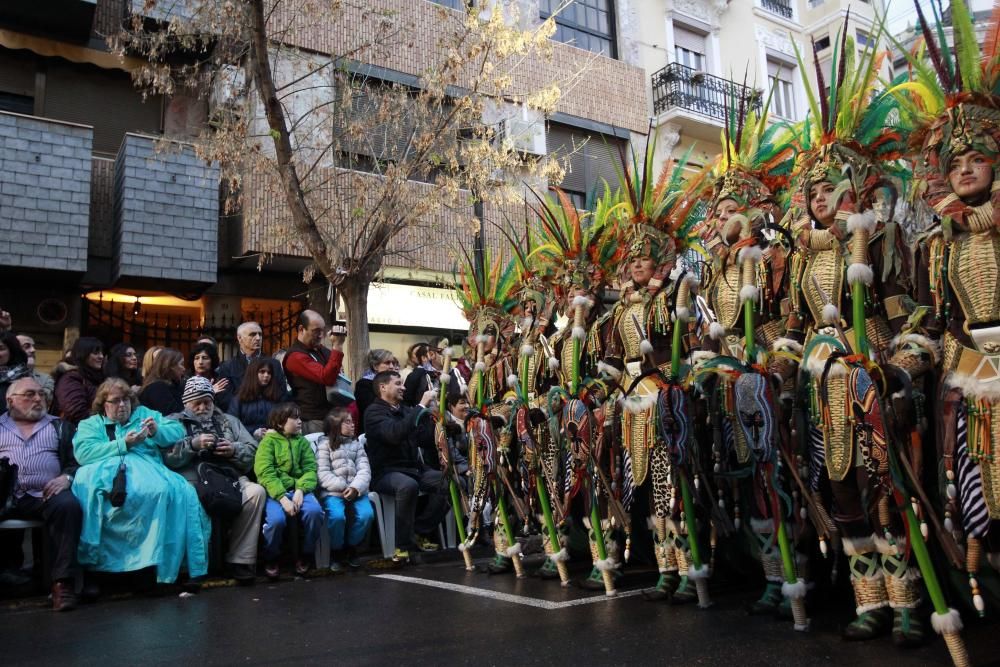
[
  {"x1": 0, "y1": 377, "x2": 82, "y2": 610},
  {"x1": 283, "y1": 310, "x2": 346, "y2": 434},
  {"x1": 365, "y1": 370, "x2": 449, "y2": 562},
  {"x1": 16, "y1": 334, "x2": 54, "y2": 404},
  {"x1": 165, "y1": 377, "x2": 266, "y2": 583},
  {"x1": 218, "y1": 321, "x2": 287, "y2": 394}
]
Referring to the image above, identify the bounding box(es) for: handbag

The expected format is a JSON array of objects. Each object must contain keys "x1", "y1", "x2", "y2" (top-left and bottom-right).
[
  {"x1": 0, "y1": 456, "x2": 19, "y2": 520},
  {"x1": 105, "y1": 424, "x2": 128, "y2": 508},
  {"x1": 195, "y1": 462, "x2": 242, "y2": 518}
]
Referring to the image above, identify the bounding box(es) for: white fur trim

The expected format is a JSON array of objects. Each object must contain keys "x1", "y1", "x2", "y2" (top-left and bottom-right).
[
  {"x1": 476, "y1": 334, "x2": 491, "y2": 344},
  {"x1": 822, "y1": 303, "x2": 840, "y2": 325},
  {"x1": 690, "y1": 350, "x2": 718, "y2": 367},
  {"x1": 474, "y1": 361, "x2": 486, "y2": 372},
  {"x1": 572, "y1": 295, "x2": 594, "y2": 310},
  {"x1": 846, "y1": 209, "x2": 878, "y2": 235},
  {"x1": 944, "y1": 372, "x2": 1000, "y2": 401},
  {"x1": 930, "y1": 609, "x2": 964, "y2": 635},
  {"x1": 872, "y1": 534, "x2": 895, "y2": 555},
  {"x1": 739, "y1": 284, "x2": 760, "y2": 303},
  {"x1": 547, "y1": 356, "x2": 560, "y2": 371},
  {"x1": 782, "y1": 579, "x2": 808, "y2": 600},
  {"x1": 709, "y1": 322, "x2": 726, "y2": 340},
  {"x1": 596, "y1": 361, "x2": 620, "y2": 380},
  {"x1": 595, "y1": 557, "x2": 618, "y2": 572},
  {"x1": 738, "y1": 245, "x2": 763, "y2": 264},
  {"x1": 620, "y1": 393, "x2": 658, "y2": 414},
  {"x1": 841, "y1": 534, "x2": 878, "y2": 556},
  {"x1": 856, "y1": 600, "x2": 890, "y2": 615},
  {"x1": 676, "y1": 306, "x2": 691, "y2": 321},
  {"x1": 687, "y1": 564, "x2": 711, "y2": 580},
  {"x1": 506, "y1": 543, "x2": 522, "y2": 558},
  {"x1": 639, "y1": 339, "x2": 654, "y2": 355},
  {"x1": 771, "y1": 337, "x2": 803, "y2": 354},
  {"x1": 520, "y1": 343, "x2": 535, "y2": 357},
  {"x1": 805, "y1": 354, "x2": 847, "y2": 379},
  {"x1": 847, "y1": 263, "x2": 874, "y2": 286},
  {"x1": 892, "y1": 333, "x2": 941, "y2": 364},
  {"x1": 572, "y1": 326, "x2": 587, "y2": 341},
  {"x1": 550, "y1": 548, "x2": 570, "y2": 563},
  {"x1": 507, "y1": 374, "x2": 519, "y2": 389}
]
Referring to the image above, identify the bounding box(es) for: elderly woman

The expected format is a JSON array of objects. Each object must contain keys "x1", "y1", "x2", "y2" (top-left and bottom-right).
[
  {"x1": 166, "y1": 377, "x2": 266, "y2": 583},
  {"x1": 72, "y1": 378, "x2": 210, "y2": 584}
]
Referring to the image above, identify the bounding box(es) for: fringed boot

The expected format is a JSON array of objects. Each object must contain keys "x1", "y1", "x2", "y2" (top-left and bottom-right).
[
  {"x1": 842, "y1": 536, "x2": 891, "y2": 640},
  {"x1": 749, "y1": 520, "x2": 783, "y2": 615},
  {"x1": 883, "y1": 550, "x2": 925, "y2": 648}
]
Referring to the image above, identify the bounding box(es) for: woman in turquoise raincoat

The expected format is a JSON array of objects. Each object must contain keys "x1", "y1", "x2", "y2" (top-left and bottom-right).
[{"x1": 72, "y1": 377, "x2": 210, "y2": 583}]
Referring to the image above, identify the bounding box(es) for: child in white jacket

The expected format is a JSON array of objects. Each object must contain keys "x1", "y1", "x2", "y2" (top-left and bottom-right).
[{"x1": 316, "y1": 407, "x2": 374, "y2": 571}]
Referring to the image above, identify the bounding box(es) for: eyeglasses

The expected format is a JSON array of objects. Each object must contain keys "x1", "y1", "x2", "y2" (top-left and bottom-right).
[
  {"x1": 10, "y1": 391, "x2": 44, "y2": 400},
  {"x1": 104, "y1": 397, "x2": 129, "y2": 406}
]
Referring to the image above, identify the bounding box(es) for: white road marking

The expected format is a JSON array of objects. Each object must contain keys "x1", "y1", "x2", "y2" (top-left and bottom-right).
[{"x1": 372, "y1": 574, "x2": 644, "y2": 610}]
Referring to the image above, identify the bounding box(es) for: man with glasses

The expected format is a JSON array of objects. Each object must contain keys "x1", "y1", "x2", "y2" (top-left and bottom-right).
[
  {"x1": 0, "y1": 377, "x2": 82, "y2": 610},
  {"x1": 284, "y1": 310, "x2": 347, "y2": 434},
  {"x1": 219, "y1": 321, "x2": 287, "y2": 394}
]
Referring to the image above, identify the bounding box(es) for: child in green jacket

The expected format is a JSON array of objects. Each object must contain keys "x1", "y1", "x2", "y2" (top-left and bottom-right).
[{"x1": 254, "y1": 403, "x2": 323, "y2": 578}]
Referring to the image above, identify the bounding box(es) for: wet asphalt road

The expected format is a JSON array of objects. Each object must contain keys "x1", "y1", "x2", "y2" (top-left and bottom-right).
[{"x1": 2, "y1": 554, "x2": 997, "y2": 666}]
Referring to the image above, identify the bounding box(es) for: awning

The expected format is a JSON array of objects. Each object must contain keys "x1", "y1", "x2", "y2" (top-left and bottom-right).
[{"x1": 343, "y1": 283, "x2": 468, "y2": 330}]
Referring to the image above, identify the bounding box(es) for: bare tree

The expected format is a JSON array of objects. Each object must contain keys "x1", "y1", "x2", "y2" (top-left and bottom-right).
[{"x1": 113, "y1": 0, "x2": 587, "y2": 375}]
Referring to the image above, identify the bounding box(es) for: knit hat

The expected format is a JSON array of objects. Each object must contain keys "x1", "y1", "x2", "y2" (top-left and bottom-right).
[{"x1": 182, "y1": 376, "x2": 215, "y2": 404}]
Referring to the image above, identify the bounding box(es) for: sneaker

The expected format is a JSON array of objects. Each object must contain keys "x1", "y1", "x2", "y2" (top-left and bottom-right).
[
  {"x1": 265, "y1": 562, "x2": 280, "y2": 580},
  {"x1": 414, "y1": 535, "x2": 440, "y2": 552},
  {"x1": 226, "y1": 563, "x2": 256, "y2": 585},
  {"x1": 294, "y1": 559, "x2": 311, "y2": 576},
  {"x1": 346, "y1": 549, "x2": 362, "y2": 568},
  {"x1": 392, "y1": 548, "x2": 410, "y2": 563},
  {"x1": 329, "y1": 561, "x2": 345, "y2": 574}
]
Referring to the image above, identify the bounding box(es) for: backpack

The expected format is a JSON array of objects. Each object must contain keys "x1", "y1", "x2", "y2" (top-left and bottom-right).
[{"x1": 195, "y1": 462, "x2": 242, "y2": 518}]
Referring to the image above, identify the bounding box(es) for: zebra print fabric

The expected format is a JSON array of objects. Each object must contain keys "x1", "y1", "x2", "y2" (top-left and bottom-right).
[{"x1": 955, "y1": 408, "x2": 991, "y2": 539}]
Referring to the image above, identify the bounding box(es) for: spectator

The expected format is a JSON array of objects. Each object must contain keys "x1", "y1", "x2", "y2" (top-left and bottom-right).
[
  {"x1": 196, "y1": 335, "x2": 217, "y2": 347},
  {"x1": 282, "y1": 310, "x2": 345, "y2": 434},
  {"x1": 399, "y1": 342, "x2": 425, "y2": 382},
  {"x1": 15, "y1": 333, "x2": 55, "y2": 403},
  {"x1": 0, "y1": 377, "x2": 82, "y2": 611},
  {"x1": 52, "y1": 337, "x2": 105, "y2": 426},
  {"x1": 72, "y1": 378, "x2": 210, "y2": 584},
  {"x1": 365, "y1": 370, "x2": 449, "y2": 561},
  {"x1": 165, "y1": 377, "x2": 266, "y2": 584},
  {"x1": 139, "y1": 348, "x2": 185, "y2": 416},
  {"x1": 188, "y1": 342, "x2": 232, "y2": 412},
  {"x1": 0, "y1": 332, "x2": 32, "y2": 415},
  {"x1": 218, "y1": 322, "x2": 287, "y2": 395},
  {"x1": 105, "y1": 343, "x2": 142, "y2": 392},
  {"x1": 254, "y1": 403, "x2": 323, "y2": 579},
  {"x1": 141, "y1": 346, "x2": 163, "y2": 379},
  {"x1": 403, "y1": 343, "x2": 440, "y2": 407},
  {"x1": 353, "y1": 349, "x2": 398, "y2": 433},
  {"x1": 228, "y1": 358, "x2": 286, "y2": 440},
  {"x1": 441, "y1": 392, "x2": 471, "y2": 493},
  {"x1": 316, "y1": 407, "x2": 373, "y2": 572}
]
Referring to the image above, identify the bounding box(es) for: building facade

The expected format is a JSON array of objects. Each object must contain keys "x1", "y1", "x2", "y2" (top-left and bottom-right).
[{"x1": 0, "y1": 0, "x2": 647, "y2": 372}]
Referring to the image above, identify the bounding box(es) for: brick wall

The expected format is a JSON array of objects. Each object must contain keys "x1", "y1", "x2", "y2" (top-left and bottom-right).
[
  {"x1": 0, "y1": 111, "x2": 93, "y2": 272},
  {"x1": 273, "y1": 0, "x2": 648, "y2": 134},
  {"x1": 113, "y1": 133, "x2": 220, "y2": 283}
]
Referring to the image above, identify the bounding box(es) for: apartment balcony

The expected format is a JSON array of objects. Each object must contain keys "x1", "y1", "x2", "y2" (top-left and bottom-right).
[
  {"x1": 651, "y1": 63, "x2": 762, "y2": 143},
  {"x1": 113, "y1": 133, "x2": 220, "y2": 287},
  {"x1": 0, "y1": 111, "x2": 93, "y2": 274},
  {"x1": 761, "y1": 0, "x2": 794, "y2": 20}
]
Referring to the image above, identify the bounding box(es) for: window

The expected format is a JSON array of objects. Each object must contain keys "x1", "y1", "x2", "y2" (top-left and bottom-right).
[
  {"x1": 856, "y1": 29, "x2": 871, "y2": 47},
  {"x1": 0, "y1": 50, "x2": 36, "y2": 115},
  {"x1": 539, "y1": 0, "x2": 616, "y2": 57},
  {"x1": 767, "y1": 60, "x2": 795, "y2": 119},
  {"x1": 0, "y1": 91, "x2": 33, "y2": 115},
  {"x1": 673, "y1": 24, "x2": 707, "y2": 71},
  {"x1": 546, "y1": 123, "x2": 625, "y2": 207},
  {"x1": 813, "y1": 35, "x2": 831, "y2": 52},
  {"x1": 428, "y1": 0, "x2": 468, "y2": 9}
]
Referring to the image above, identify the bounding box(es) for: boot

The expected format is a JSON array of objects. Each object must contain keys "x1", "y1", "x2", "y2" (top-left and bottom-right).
[
  {"x1": 883, "y1": 551, "x2": 925, "y2": 648},
  {"x1": 671, "y1": 547, "x2": 697, "y2": 605},
  {"x1": 486, "y1": 525, "x2": 514, "y2": 575},
  {"x1": 843, "y1": 539, "x2": 891, "y2": 641},
  {"x1": 750, "y1": 548, "x2": 784, "y2": 615},
  {"x1": 644, "y1": 538, "x2": 679, "y2": 601},
  {"x1": 537, "y1": 557, "x2": 560, "y2": 580}
]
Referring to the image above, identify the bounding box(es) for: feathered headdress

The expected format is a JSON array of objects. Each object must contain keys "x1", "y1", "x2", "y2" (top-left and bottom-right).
[
  {"x1": 889, "y1": 0, "x2": 1000, "y2": 229},
  {"x1": 790, "y1": 11, "x2": 910, "y2": 219},
  {"x1": 454, "y1": 247, "x2": 519, "y2": 346},
  {"x1": 527, "y1": 186, "x2": 623, "y2": 299},
  {"x1": 616, "y1": 132, "x2": 713, "y2": 269}
]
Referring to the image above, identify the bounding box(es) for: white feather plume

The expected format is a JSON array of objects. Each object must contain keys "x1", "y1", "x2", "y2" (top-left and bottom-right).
[
  {"x1": 676, "y1": 306, "x2": 691, "y2": 321},
  {"x1": 572, "y1": 295, "x2": 594, "y2": 310},
  {"x1": 548, "y1": 356, "x2": 560, "y2": 371},
  {"x1": 930, "y1": 608, "x2": 964, "y2": 635},
  {"x1": 738, "y1": 245, "x2": 763, "y2": 264},
  {"x1": 476, "y1": 334, "x2": 490, "y2": 344},
  {"x1": 571, "y1": 326, "x2": 587, "y2": 341},
  {"x1": 739, "y1": 285, "x2": 760, "y2": 303},
  {"x1": 822, "y1": 303, "x2": 840, "y2": 325},
  {"x1": 506, "y1": 374, "x2": 519, "y2": 389},
  {"x1": 709, "y1": 322, "x2": 726, "y2": 340},
  {"x1": 520, "y1": 343, "x2": 535, "y2": 357},
  {"x1": 846, "y1": 263, "x2": 874, "y2": 286},
  {"x1": 846, "y1": 209, "x2": 878, "y2": 235},
  {"x1": 474, "y1": 361, "x2": 486, "y2": 372},
  {"x1": 596, "y1": 361, "x2": 621, "y2": 380},
  {"x1": 639, "y1": 339, "x2": 654, "y2": 355}
]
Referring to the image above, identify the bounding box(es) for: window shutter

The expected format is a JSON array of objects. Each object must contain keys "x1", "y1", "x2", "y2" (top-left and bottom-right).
[{"x1": 673, "y1": 25, "x2": 706, "y2": 55}]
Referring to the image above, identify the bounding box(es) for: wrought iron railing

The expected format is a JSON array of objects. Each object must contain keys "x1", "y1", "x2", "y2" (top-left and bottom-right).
[
  {"x1": 651, "y1": 63, "x2": 762, "y2": 122},
  {"x1": 761, "y1": 0, "x2": 793, "y2": 19}
]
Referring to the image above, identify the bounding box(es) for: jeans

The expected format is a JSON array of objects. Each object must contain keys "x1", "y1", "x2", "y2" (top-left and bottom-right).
[
  {"x1": 7, "y1": 489, "x2": 82, "y2": 581},
  {"x1": 261, "y1": 491, "x2": 323, "y2": 562},
  {"x1": 321, "y1": 495, "x2": 375, "y2": 550},
  {"x1": 371, "y1": 470, "x2": 449, "y2": 549}
]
